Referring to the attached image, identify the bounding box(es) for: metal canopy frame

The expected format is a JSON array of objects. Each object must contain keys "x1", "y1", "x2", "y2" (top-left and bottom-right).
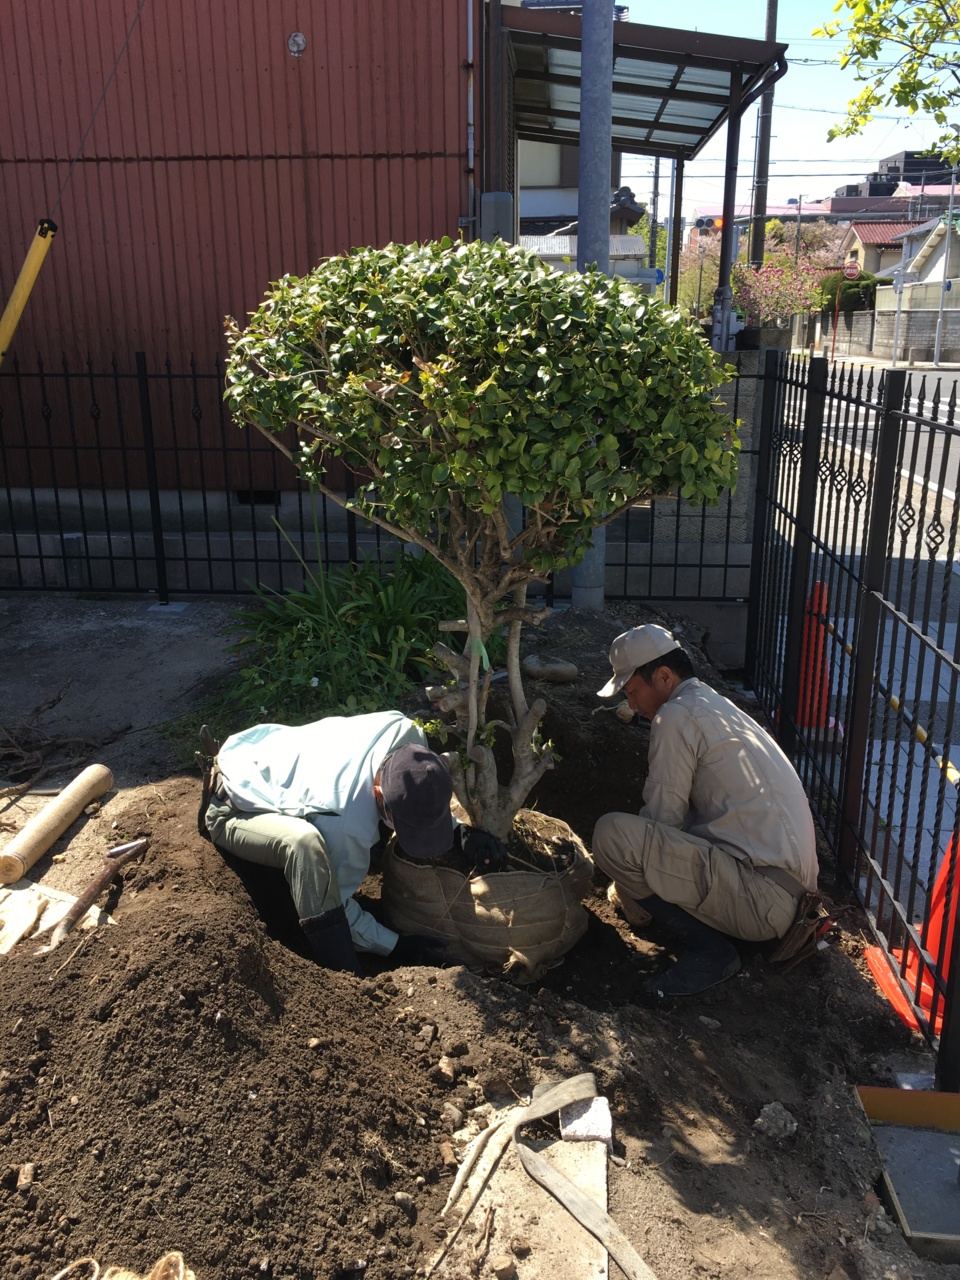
[
  {"x1": 495, "y1": 5, "x2": 788, "y2": 317},
  {"x1": 503, "y1": 6, "x2": 786, "y2": 161}
]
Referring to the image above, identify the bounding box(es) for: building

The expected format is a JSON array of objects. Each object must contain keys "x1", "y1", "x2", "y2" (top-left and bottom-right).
[
  {"x1": 834, "y1": 150, "x2": 952, "y2": 198},
  {"x1": 839, "y1": 222, "x2": 927, "y2": 276}
]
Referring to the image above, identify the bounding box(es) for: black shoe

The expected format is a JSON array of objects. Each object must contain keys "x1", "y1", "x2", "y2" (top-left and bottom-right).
[
  {"x1": 300, "y1": 907, "x2": 362, "y2": 975},
  {"x1": 635, "y1": 894, "x2": 741, "y2": 999},
  {"x1": 639, "y1": 948, "x2": 741, "y2": 1000}
]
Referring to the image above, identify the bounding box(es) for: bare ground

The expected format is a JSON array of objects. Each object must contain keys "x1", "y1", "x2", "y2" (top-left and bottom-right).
[{"x1": 0, "y1": 594, "x2": 955, "y2": 1280}]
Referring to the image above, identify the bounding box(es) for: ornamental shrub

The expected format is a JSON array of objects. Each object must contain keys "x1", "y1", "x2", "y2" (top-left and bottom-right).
[{"x1": 224, "y1": 238, "x2": 737, "y2": 836}]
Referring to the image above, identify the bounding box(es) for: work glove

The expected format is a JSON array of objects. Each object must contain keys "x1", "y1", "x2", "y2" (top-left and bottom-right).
[
  {"x1": 453, "y1": 824, "x2": 510, "y2": 875},
  {"x1": 391, "y1": 933, "x2": 450, "y2": 967}
]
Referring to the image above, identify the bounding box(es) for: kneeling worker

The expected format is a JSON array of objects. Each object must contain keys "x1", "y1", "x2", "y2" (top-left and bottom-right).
[
  {"x1": 203, "y1": 709, "x2": 462, "y2": 974},
  {"x1": 594, "y1": 625, "x2": 818, "y2": 999}
]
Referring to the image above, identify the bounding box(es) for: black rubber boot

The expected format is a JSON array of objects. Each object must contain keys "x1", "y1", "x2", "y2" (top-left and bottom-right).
[
  {"x1": 636, "y1": 894, "x2": 740, "y2": 999},
  {"x1": 300, "y1": 907, "x2": 362, "y2": 975}
]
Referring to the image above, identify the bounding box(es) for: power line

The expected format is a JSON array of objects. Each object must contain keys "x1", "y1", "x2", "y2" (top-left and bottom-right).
[{"x1": 51, "y1": 0, "x2": 151, "y2": 218}]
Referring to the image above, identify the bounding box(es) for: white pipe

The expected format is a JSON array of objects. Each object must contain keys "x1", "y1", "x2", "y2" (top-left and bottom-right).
[{"x1": 933, "y1": 164, "x2": 957, "y2": 367}]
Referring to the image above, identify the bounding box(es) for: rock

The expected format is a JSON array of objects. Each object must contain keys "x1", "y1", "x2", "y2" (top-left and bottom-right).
[
  {"x1": 521, "y1": 655, "x2": 579, "y2": 683},
  {"x1": 434, "y1": 1056, "x2": 458, "y2": 1085},
  {"x1": 438, "y1": 1140, "x2": 458, "y2": 1170},
  {"x1": 510, "y1": 1237, "x2": 531, "y2": 1259},
  {"x1": 753, "y1": 1101, "x2": 798, "y2": 1138},
  {"x1": 441, "y1": 1102, "x2": 464, "y2": 1131},
  {"x1": 698, "y1": 1016, "x2": 721, "y2": 1030},
  {"x1": 394, "y1": 1191, "x2": 417, "y2": 1222}
]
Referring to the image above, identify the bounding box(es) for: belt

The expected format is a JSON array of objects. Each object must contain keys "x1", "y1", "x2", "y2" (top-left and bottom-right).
[{"x1": 755, "y1": 863, "x2": 807, "y2": 900}]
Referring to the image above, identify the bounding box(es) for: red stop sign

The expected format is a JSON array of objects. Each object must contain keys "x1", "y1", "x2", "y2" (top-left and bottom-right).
[{"x1": 842, "y1": 261, "x2": 862, "y2": 280}]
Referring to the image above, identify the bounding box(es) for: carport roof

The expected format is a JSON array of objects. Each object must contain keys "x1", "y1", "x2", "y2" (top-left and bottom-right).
[{"x1": 504, "y1": 6, "x2": 788, "y2": 160}]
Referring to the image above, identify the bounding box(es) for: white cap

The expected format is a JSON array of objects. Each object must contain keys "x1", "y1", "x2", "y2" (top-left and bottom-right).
[{"x1": 597, "y1": 625, "x2": 680, "y2": 697}]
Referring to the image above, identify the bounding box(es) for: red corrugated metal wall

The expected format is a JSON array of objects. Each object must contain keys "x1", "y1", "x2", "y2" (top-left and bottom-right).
[{"x1": 1, "y1": 0, "x2": 472, "y2": 366}]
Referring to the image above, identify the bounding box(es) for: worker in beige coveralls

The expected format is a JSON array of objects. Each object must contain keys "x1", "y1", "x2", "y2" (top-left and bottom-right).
[{"x1": 594, "y1": 624, "x2": 819, "y2": 1000}]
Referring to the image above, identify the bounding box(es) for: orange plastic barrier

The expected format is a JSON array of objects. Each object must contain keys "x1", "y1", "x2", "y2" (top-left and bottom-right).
[
  {"x1": 798, "y1": 580, "x2": 831, "y2": 729},
  {"x1": 864, "y1": 836, "x2": 958, "y2": 1036}
]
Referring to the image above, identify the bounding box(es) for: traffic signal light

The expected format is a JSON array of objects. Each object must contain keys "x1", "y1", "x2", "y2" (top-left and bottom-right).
[{"x1": 695, "y1": 216, "x2": 723, "y2": 230}]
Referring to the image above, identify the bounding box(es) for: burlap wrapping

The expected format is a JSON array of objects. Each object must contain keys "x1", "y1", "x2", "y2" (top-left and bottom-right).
[{"x1": 381, "y1": 829, "x2": 594, "y2": 984}]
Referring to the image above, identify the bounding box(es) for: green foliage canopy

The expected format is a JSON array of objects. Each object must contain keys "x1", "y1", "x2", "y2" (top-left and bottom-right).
[
  {"x1": 224, "y1": 239, "x2": 736, "y2": 597},
  {"x1": 820, "y1": 270, "x2": 892, "y2": 312},
  {"x1": 815, "y1": 0, "x2": 960, "y2": 164}
]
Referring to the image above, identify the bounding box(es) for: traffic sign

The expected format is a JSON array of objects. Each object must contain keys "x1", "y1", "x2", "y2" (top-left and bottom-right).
[{"x1": 842, "y1": 261, "x2": 862, "y2": 280}]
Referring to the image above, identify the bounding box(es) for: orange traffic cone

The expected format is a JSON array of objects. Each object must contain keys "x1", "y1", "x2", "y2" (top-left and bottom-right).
[
  {"x1": 797, "y1": 581, "x2": 842, "y2": 744},
  {"x1": 865, "y1": 835, "x2": 958, "y2": 1036}
]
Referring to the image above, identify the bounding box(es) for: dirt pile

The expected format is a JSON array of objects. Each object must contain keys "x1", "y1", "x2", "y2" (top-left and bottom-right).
[{"x1": 0, "y1": 601, "x2": 956, "y2": 1280}]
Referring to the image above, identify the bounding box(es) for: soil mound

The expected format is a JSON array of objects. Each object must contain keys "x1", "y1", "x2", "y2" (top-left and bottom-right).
[{"x1": 1, "y1": 604, "x2": 955, "y2": 1280}]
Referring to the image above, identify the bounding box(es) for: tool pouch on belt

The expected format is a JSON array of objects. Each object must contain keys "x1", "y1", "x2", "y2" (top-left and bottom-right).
[
  {"x1": 194, "y1": 724, "x2": 221, "y2": 842},
  {"x1": 768, "y1": 891, "x2": 833, "y2": 971}
]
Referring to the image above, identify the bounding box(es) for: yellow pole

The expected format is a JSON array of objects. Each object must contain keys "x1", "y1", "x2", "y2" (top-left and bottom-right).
[{"x1": 0, "y1": 218, "x2": 58, "y2": 366}]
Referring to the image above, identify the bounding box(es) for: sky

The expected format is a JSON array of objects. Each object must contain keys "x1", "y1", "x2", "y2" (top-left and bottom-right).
[{"x1": 617, "y1": 0, "x2": 949, "y2": 220}]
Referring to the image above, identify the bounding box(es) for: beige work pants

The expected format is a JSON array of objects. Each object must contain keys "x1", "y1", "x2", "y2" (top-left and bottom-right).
[
  {"x1": 592, "y1": 812, "x2": 797, "y2": 941},
  {"x1": 205, "y1": 796, "x2": 342, "y2": 921}
]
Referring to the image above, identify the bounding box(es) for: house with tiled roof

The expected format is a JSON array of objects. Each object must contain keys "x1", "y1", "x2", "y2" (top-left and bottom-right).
[{"x1": 839, "y1": 222, "x2": 927, "y2": 276}]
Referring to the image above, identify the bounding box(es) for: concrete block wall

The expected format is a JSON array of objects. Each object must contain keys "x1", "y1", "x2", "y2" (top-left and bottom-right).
[{"x1": 816, "y1": 309, "x2": 960, "y2": 362}]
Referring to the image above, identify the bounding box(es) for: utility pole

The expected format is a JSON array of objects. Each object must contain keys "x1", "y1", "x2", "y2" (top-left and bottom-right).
[
  {"x1": 794, "y1": 194, "x2": 805, "y2": 263},
  {"x1": 749, "y1": 0, "x2": 778, "y2": 267},
  {"x1": 648, "y1": 157, "x2": 660, "y2": 276}
]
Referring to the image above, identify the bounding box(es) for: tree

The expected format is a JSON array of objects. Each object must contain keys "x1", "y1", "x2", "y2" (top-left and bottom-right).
[
  {"x1": 676, "y1": 233, "x2": 724, "y2": 317},
  {"x1": 224, "y1": 238, "x2": 736, "y2": 839},
  {"x1": 732, "y1": 260, "x2": 830, "y2": 326},
  {"x1": 820, "y1": 270, "x2": 893, "y2": 312},
  {"x1": 628, "y1": 214, "x2": 668, "y2": 271},
  {"x1": 814, "y1": 0, "x2": 960, "y2": 164}
]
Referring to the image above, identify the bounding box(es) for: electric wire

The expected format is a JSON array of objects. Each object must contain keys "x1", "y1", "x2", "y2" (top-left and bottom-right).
[{"x1": 50, "y1": 0, "x2": 151, "y2": 219}]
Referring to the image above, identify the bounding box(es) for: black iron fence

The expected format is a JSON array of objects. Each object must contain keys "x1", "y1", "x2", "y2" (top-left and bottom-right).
[
  {"x1": 747, "y1": 351, "x2": 960, "y2": 1089},
  {"x1": 4, "y1": 343, "x2": 959, "y2": 1080},
  {"x1": 0, "y1": 351, "x2": 759, "y2": 606}
]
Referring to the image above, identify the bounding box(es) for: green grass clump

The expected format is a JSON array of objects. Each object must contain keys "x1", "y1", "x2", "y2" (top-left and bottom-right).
[{"x1": 225, "y1": 548, "x2": 465, "y2": 729}]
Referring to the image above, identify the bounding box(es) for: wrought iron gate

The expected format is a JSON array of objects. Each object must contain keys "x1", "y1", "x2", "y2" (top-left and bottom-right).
[{"x1": 747, "y1": 350, "x2": 960, "y2": 1089}]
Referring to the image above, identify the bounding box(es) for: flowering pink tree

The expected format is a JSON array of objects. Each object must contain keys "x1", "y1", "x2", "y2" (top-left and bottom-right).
[{"x1": 731, "y1": 260, "x2": 828, "y2": 327}]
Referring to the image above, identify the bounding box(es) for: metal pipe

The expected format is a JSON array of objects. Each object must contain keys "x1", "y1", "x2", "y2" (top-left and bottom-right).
[
  {"x1": 575, "y1": 0, "x2": 612, "y2": 278},
  {"x1": 934, "y1": 165, "x2": 957, "y2": 367},
  {"x1": 466, "y1": 0, "x2": 476, "y2": 233},
  {"x1": 572, "y1": 0, "x2": 614, "y2": 609},
  {"x1": 0, "y1": 220, "x2": 58, "y2": 366}
]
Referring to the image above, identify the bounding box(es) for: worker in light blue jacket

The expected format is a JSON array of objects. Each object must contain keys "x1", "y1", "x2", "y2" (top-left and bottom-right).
[{"x1": 204, "y1": 710, "x2": 456, "y2": 973}]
